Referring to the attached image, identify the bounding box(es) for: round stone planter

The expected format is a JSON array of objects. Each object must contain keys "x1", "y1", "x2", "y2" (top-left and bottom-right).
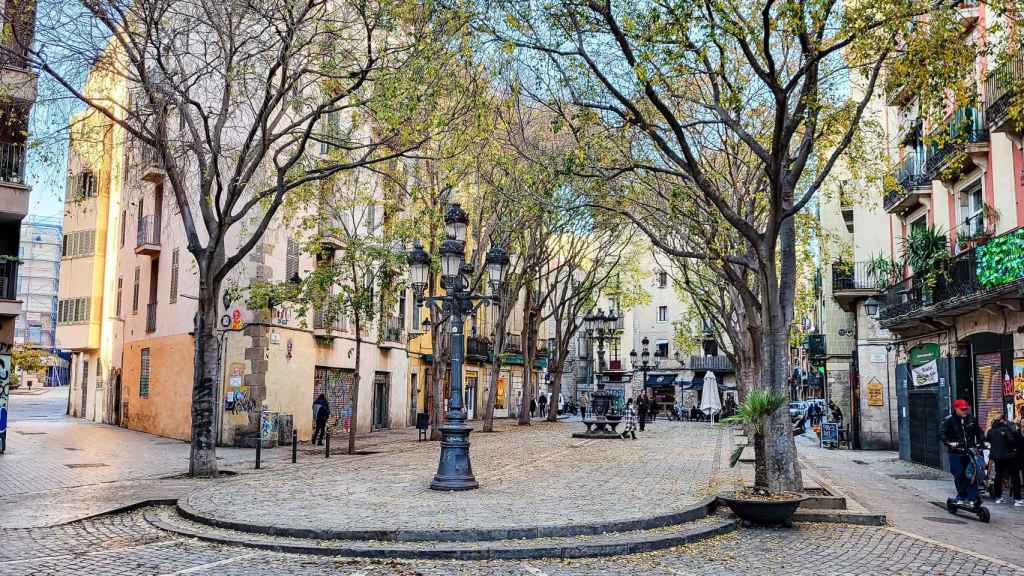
[{"x1": 717, "y1": 491, "x2": 806, "y2": 526}]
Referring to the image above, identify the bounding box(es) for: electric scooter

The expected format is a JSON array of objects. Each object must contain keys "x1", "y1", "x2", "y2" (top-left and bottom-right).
[{"x1": 945, "y1": 448, "x2": 991, "y2": 523}]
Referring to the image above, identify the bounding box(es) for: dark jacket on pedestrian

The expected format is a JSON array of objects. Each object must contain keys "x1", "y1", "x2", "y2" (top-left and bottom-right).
[
  {"x1": 637, "y1": 396, "x2": 649, "y2": 416},
  {"x1": 986, "y1": 419, "x2": 1021, "y2": 460},
  {"x1": 313, "y1": 394, "x2": 330, "y2": 425},
  {"x1": 940, "y1": 412, "x2": 984, "y2": 455}
]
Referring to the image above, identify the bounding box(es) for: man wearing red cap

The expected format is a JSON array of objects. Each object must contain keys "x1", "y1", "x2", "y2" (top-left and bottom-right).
[{"x1": 940, "y1": 399, "x2": 985, "y2": 504}]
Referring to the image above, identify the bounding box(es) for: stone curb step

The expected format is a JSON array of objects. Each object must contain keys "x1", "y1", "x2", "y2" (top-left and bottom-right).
[
  {"x1": 146, "y1": 507, "x2": 738, "y2": 560},
  {"x1": 177, "y1": 496, "x2": 720, "y2": 543},
  {"x1": 791, "y1": 509, "x2": 887, "y2": 526}
]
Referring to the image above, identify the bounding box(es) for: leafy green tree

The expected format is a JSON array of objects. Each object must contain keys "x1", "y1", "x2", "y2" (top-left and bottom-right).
[
  {"x1": 478, "y1": 0, "x2": 1001, "y2": 490},
  {"x1": 27, "y1": 0, "x2": 472, "y2": 475}
]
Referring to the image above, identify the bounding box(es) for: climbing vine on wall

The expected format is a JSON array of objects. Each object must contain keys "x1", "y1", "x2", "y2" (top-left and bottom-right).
[{"x1": 977, "y1": 228, "x2": 1024, "y2": 288}]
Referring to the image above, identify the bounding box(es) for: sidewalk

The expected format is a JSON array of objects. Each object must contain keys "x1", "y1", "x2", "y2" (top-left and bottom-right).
[{"x1": 798, "y1": 435, "x2": 1024, "y2": 566}]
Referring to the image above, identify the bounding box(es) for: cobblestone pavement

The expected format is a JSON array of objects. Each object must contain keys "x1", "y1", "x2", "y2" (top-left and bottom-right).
[
  {"x1": 183, "y1": 421, "x2": 723, "y2": 534},
  {"x1": 0, "y1": 387, "x2": 295, "y2": 498},
  {"x1": 798, "y1": 436, "x2": 1024, "y2": 567},
  {"x1": 1, "y1": 508, "x2": 1021, "y2": 575}
]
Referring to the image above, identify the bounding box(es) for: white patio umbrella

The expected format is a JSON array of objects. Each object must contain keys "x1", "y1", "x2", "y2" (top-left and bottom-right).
[{"x1": 700, "y1": 371, "x2": 722, "y2": 422}]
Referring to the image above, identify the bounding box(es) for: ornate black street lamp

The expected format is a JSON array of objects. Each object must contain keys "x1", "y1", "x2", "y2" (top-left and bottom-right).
[
  {"x1": 406, "y1": 203, "x2": 509, "y2": 491},
  {"x1": 629, "y1": 336, "x2": 655, "y2": 394}
]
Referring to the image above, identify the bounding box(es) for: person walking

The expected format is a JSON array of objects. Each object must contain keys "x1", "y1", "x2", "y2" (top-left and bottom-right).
[
  {"x1": 940, "y1": 399, "x2": 985, "y2": 505},
  {"x1": 637, "y1": 394, "x2": 649, "y2": 432},
  {"x1": 828, "y1": 401, "x2": 843, "y2": 423},
  {"x1": 312, "y1": 393, "x2": 330, "y2": 446},
  {"x1": 579, "y1": 394, "x2": 588, "y2": 420},
  {"x1": 986, "y1": 415, "x2": 1023, "y2": 505},
  {"x1": 538, "y1": 393, "x2": 548, "y2": 418},
  {"x1": 530, "y1": 397, "x2": 537, "y2": 418},
  {"x1": 620, "y1": 398, "x2": 638, "y2": 439}
]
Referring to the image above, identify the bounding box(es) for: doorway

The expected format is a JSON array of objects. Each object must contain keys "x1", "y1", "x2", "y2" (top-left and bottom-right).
[
  {"x1": 908, "y1": 391, "x2": 940, "y2": 468},
  {"x1": 409, "y1": 372, "x2": 418, "y2": 426},
  {"x1": 372, "y1": 372, "x2": 390, "y2": 431},
  {"x1": 465, "y1": 374, "x2": 477, "y2": 420},
  {"x1": 313, "y1": 366, "x2": 353, "y2": 434}
]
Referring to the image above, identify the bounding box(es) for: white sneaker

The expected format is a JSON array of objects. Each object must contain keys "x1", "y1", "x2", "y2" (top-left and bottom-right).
[{"x1": 1015, "y1": 500, "x2": 1024, "y2": 507}]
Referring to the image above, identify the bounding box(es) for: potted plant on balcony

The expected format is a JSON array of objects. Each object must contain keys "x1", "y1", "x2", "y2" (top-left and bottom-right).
[
  {"x1": 719, "y1": 389, "x2": 806, "y2": 526},
  {"x1": 900, "y1": 226, "x2": 950, "y2": 304},
  {"x1": 866, "y1": 254, "x2": 901, "y2": 290}
]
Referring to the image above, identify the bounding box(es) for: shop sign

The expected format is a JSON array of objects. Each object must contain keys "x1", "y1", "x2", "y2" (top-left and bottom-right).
[
  {"x1": 909, "y1": 343, "x2": 940, "y2": 367},
  {"x1": 911, "y1": 359, "x2": 939, "y2": 386},
  {"x1": 1013, "y1": 358, "x2": 1024, "y2": 420},
  {"x1": 867, "y1": 379, "x2": 884, "y2": 406}
]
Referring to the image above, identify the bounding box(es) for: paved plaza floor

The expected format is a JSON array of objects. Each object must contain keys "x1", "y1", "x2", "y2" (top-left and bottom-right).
[
  {"x1": 182, "y1": 420, "x2": 724, "y2": 536},
  {"x1": 1, "y1": 508, "x2": 1021, "y2": 576},
  {"x1": 4, "y1": 387, "x2": 1024, "y2": 574}
]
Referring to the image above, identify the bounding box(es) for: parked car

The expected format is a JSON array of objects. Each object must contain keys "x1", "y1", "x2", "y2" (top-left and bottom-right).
[{"x1": 789, "y1": 401, "x2": 808, "y2": 419}]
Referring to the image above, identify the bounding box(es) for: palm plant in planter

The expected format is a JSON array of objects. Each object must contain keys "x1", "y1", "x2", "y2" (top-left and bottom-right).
[
  {"x1": 720, "y1": 389, "x2": 806, "y2": 526},
  {"x1": 899, "y1": 226, "x2": 950, "y2": 302}
]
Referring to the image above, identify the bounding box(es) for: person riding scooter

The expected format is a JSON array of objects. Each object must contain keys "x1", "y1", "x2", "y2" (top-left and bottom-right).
[{"x1": 940, "y1": 399, "x2": 986, "y2": 505}]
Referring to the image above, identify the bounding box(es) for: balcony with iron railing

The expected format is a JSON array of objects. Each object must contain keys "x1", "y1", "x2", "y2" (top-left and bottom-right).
[
  {"x1": 985, "y1": 50, "x2": 1023, "y2": 136},
  {"x1": 831, "y1": 261, "x2": 884, "y2": 311},
  {"x1": 140, "y1": 144, "x2": 166, "y2": 183},
  {"x1": 688, "y1": 355, "x2": 734, "y2": 372},
  {"x1": 136, "y1": 215, "x2": 161, "y2": 256},
  {"x1": 145, "y1": 302, "x2": 157, "y2": 333},
  {"x1": 466, "y1": 335, "x2": 493, "y2": 361},
  {"x1": 378, "y1": 315, "x2": 404, "y2": 348},
  {"x1": 504, "y1": 335, "x2": 523, "y2": 354},
  {"x1": 0, "y1": 142, "x2": 29, "y2": 219},
  {"x1": 0, "y1": 260, "x2": 19, "y2": 301},
  {"x1": 312, "y1": 309, "x2": 348, "y2": 338},
  {"x1": 883, "y1": 151, "x2": 931, "y2": 213},
  {"x1": 879, "y1": 227, "x2": 1024, "y2": 326},
  {"x1": 1, "y1": 36, "x2": 38, "y2": 103},
  {"x1": 923, "y1": 107, "x2": 989, "y2": 179}
]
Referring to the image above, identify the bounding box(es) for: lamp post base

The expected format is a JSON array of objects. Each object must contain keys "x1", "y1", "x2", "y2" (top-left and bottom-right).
[{"x1": 430, "y1": 421, "x2": 478, "y2": 491}]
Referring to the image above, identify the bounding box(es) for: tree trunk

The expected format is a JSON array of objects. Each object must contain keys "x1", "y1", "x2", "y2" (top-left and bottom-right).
[
  {"x1": 753, "y1": 431, "x2": 768, "y2": 488},
  {"x1": 518, "y1": 325, "x2": 532, "y2": 425},
  {"x1": 189, "y1": 260, "x2": 221, "y2": 477},
  {"x1": 546, "y1": 368, "x2": 562, "y2": 422},
  {"x1": 483, "y1": 322, "x2": 505, "y2": 433},
  {"x1": 348, "y1": 315, "x2": 362, "y2": 454},
  {"x1": 429, "y1": 317, "x2": 446, "y2": 440},
  {"x1": 759, "y1": 259, "x2": 802, "y2": 492}
]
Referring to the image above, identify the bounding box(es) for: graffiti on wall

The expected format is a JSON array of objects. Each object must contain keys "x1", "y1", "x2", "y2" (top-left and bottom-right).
[{"x1": 0, "y1": 353, "x2": 10, "y2": 435}]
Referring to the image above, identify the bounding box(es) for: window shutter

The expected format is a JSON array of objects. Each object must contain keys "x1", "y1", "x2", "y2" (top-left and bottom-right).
[
  {"x1": 170, "y1": 249, "x2": 180, "y2": 304},
  {"x1": 139, "y1": 348, "x2": 151, "y2": 398},
  {"x1": 285, "y1": 240, "x2": 299, "y2": 282}
]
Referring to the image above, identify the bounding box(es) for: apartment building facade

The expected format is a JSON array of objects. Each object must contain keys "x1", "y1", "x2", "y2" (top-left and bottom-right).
[
  {"x1": 15, "y1": 216, "x2": 62, "y2": 371},
  {"x1": 56, "y1": 66, "x2": 415, "y2": 445},
  {"x1": 815, "y1": 174, "x2": 899, "y2": 450},
  {"x1": 1, "y1": 0, "x2": 37, "y2": 424},
  {"x1": 869, "y1": 7, "x2": 1023, "y2": 469}
]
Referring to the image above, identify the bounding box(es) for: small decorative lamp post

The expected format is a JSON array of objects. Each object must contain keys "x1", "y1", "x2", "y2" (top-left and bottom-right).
[
  {"x1": 863, "y1": 296, "x2": 881, "y2": 319},
  {"x1": 630, "y1": 336, "x2": 655, "y2": 396},
  {"x1": 406, "y1": 204, "x2": 509, "y2": 491}
]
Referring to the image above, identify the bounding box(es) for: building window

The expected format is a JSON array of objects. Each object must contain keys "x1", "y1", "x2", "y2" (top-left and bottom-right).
[
  {"x1": 958, "y1": 180, "x2": 984, "y2": 237},
  {"x1": 285, "y1": 239, "x2": 299, "y2": 282},
  {"x1": 657, "y1": 306, "x2": 668, "y2": 322},
  {"x1": 57, "y1": 297, "x2": 91, "y2": 324},
  {"x1": 61, "y1": 230, "x2": 96, "y2": 258},
  {"x1": 657, "y1": 271, "x2": 668, "y2": 289},
  {"x1": 67, "y1": 171, "x2": 97, "y2": 201},
  {"x1": 120, "y1": 211, "x2": 126, "y2": 247},
  {"x1": 116, "y1": 277, "x2": 123, "y2": 317},
  {"x1": 139, "y1": 348, "x2": 151, "y2": 398},
  {"x1": 656, "y1": 341, "x2": 669, "y2": 357},
  {"x1": 132, "y1": 266, "x2": 140, "y2": 314},
  {"x1": 169, "y1": 249, "x2": 180, "y2": 304}
]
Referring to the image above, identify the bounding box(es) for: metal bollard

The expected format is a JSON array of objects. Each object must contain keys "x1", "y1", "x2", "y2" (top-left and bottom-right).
[
  {"x1": 255, "y1": 435, "x2": 262, "y2": 470},
  {"x1": 325, "y1": 434, "x2": 330, "y2": 458},
  {"x1": 291, "y1": 430, "x2": 297, "y2": 463}
]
